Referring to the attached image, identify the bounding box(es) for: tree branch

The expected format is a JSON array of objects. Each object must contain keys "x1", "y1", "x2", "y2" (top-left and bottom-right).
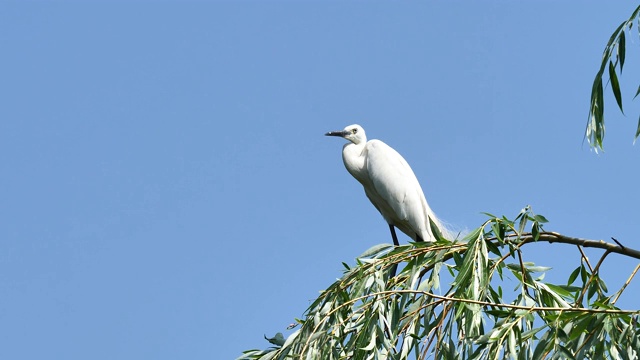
[{"x1": 511, "y1": 232, "x2": 640, "y2": 260}]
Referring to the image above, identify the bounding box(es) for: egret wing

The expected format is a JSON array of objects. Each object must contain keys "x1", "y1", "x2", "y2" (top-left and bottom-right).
[{"x1": 365, "y1": 140, "x2": 425, "y2": 225}]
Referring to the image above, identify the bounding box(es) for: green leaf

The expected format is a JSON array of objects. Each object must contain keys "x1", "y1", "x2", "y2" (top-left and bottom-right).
[
  {"x1": 533, "y1": 214, "x2": 549, "y2": 223},
  {"x1": 490, "y1": 222, "x2": 501, "y2": 241},
  {"x1": 518, "y1": 216, "x2": 527, "y2": 235},
  {"x1": 568, "y1": 315, "x2": 592, "y2": 341},
  {"x1": 587, "y1": 73, "x2": 605, "y2": 150},
  {"x1": 280, "y1": 329, "x2": 300, "y2": 348},
  {"x1": 481, "y1": 211, "x2": 497, "y2": 218},
  {"x1": 606, "y1": 22, "x2": 626, "y2": 50},
  {"x1": 587, "y1": 280, "x2": 598, "y2": 300},
  {"x1": 580, "y1": 264, "x2": 589, "y2": 285},
  {"x1": 597, "y1": 276, "x2": 609, "y2": 292},
  {"x1": 592, "y1": 300, "x2": 613, "y2": 308},
  {"x1": 429, "y1": 216, "x2": 443, "y2": 241},
  {"x1": 264, "y1": 333, "x2": 285, "y2": 347},
  {"x1": 526, "y1": 265, "x2": 551, "y2": 273},
  {"x1": 532, "y1": 222, "x2": 540, "y2": 241},
  {"x1": 515, "y1": 206, "x2": 528, "y2": 221},
  {"x1": 360, "y1": 330, "x2": 378, "y2": 351},
  {"x1": 485, "y1": 308, "x2": 511, "y2": 318},
  {"x1": 508, "y1": 327, "x2": 517, "y2": 358},
  {"x1": 544, "y1": 283, "x2": 576, "y2": 299},
  {"x1": 629, "y1": 6, "x2": 640, "y2": 23},
  {"x1": 485, "y1": 239, "x2": 502, "y2": 256},
  {"x1": 568, "y1": 266, "x2": 581, "y2": 285},
  {"x1": 557, "y1": 344, "x2": 577, "y2": 360},
  {"x1": 635, "y1": 114, "x2": 640, "y2": 143},
  {"x1": 358, "y1": 243, "x2": 394, "y2": 258},
  {"x1": 609, "y1": 60, "x2": 624, "y2": 113},
  {"x1": 532, "y1": 330, "x2": 553, "y2": 359},
  {"x1": 597, "y1": 79, "x2": 604, "y2": 131},
  {"x1": 619, "y1": 30, "x2": 626, "y2": 71}
]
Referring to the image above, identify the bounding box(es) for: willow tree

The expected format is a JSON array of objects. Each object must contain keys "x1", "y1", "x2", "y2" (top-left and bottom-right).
[
  {"x1": 239, "y1": 6, "x2": 640, "y2": 360},
  {"x1": 239, "y1": 207, "x2": 640, "y2": 359}
]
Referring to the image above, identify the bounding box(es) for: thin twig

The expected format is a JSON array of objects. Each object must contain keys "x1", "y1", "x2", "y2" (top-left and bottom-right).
[
  {"x1": 612, "y1": 263, "x2": 640, "y2": 304},
  {"x1": 577, "y1": 245, "x2": 594, "y2": 273},
  {"x1": 517, "y1": 249, "x2": 531, "y2": 297},
  {"x1": 611, "y1": 237, "x2": 624, "y2": 249},
  {"x1": 576, "y1": 250, "x2": 611, "y2": 305},
  {"x1": 424, "y1": 301, "x2": 450, "y2": 358},
  {"x1": 490, "y1": 241, "x2": 524, "y2": 272}
]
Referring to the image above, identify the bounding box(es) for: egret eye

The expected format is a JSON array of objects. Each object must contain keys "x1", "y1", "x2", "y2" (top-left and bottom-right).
[{"x1": 352, "y1": 128, "x2": 358, "y2": 134}]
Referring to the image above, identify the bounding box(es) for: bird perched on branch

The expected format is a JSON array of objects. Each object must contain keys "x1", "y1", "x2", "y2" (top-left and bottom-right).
[{"x1": 326, "y1": 124, "x2": 448, "y2": 246}]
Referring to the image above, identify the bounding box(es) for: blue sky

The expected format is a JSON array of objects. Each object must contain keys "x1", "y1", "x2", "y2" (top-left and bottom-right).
[{"x1": 2, "y1": 2, "x2": 640, "y2": 359}]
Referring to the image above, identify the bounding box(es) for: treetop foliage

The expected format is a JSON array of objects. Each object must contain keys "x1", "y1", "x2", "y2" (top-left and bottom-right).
[{"x1": 239, "y1": 207, "x2": 640, "y2": 359}]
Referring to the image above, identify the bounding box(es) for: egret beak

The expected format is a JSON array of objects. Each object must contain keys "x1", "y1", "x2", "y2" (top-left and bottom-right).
[{"x1": 325, "y1": 130, "x2": 349, "y2": 137}]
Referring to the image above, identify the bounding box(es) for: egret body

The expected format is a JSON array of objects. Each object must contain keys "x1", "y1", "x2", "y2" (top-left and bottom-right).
[{"x1": 326, "y1": 124, "x2": 446, "y2": 245}]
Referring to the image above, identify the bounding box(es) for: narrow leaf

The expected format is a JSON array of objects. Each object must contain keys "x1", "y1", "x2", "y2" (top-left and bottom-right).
[
  {"x1": 587, "y1": 281, "x2": 598, "y2": 300},
  {"x1": 544, "y1": 283, "x2": 575, "y2": 298},
  {"x1": 619, "y1": 30, "x2": 626, "y2": 71},
  {"x1": 635, "y1": 114, "x2": 640, "y2": 143},
  {"x1": 605, "y1": 22, "x2": 626, "y2": 50},
  {"x1": 630, "y1": 5, "x2": 640, "y2": 22},
  {"x1": 485, "y1": 239, "x2": 502, "y2": 256},
  {"x1": 533, "y1": 214, "x2": 549, "y2": 223},
  {"x1": 609, "y1": 60, "x2": 624, "y2": 113},
  {"x1": 597, "y1": 74, "x2": 604, "y2": 114},
  {"x1": 429, "y1": 216, "x2": 443, "y2": 241},
  {"x1": 508, "y1": 328, "x2": 517, "y2": 358},
  {"x1": 526, "y1": 265, "x2": 551, "y2": 272},
  {"x1": 580, "y1": 264, "x2": 589, "y2": 283},
  {"x1": 264, "y1": 333, "x2": 286, "y2": 346},
  {"x1": 595, "y1": 77, "x2": 605, "y2": 149},
  {"x1": 358, "y1": 243, "x2": 394, "y2": 259},
  {"x1": 532, "y1": 222, "x2": 540, "y2": 241},
  {"x1": 360, "y1": 331, "x2": 377, "y2": 351},
  {"x1": 597, "y1": 276, "x2": 608, "y2": 292},
  {"x1": 568, "y1": 267, "x2": 581, "y2": 285}
]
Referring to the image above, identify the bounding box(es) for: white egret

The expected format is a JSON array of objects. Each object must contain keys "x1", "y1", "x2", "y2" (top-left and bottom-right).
[{"x1": 326, "y1": 124, "x2": 447, "y2": 246}]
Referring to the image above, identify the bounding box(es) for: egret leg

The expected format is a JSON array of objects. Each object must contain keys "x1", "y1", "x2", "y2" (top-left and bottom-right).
[
  {"x1": 389, "y1": 225, "x2": 400, "y2": 246},
  {"x1": 389, "y1": 225, "x2": 399, "y2": 279}
]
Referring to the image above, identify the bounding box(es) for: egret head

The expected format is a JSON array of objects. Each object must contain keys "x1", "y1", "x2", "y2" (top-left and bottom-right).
[{"x1": 325, "y1": 124, "x2": 366, "y2": 145}]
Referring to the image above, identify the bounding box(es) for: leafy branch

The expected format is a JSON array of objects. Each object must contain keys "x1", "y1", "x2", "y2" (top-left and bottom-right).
[
  {"x1": 239, "y1": 207, "x2": 640, "y2": 359},
  {"x1": 586, "y1": 5, "x2": 640, "y2": 151}
]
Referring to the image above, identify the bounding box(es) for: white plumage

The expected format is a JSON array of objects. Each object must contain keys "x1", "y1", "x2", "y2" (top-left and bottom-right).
[{"x1": 326, "y1": 124, "x2": 446, "y2": 245}]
